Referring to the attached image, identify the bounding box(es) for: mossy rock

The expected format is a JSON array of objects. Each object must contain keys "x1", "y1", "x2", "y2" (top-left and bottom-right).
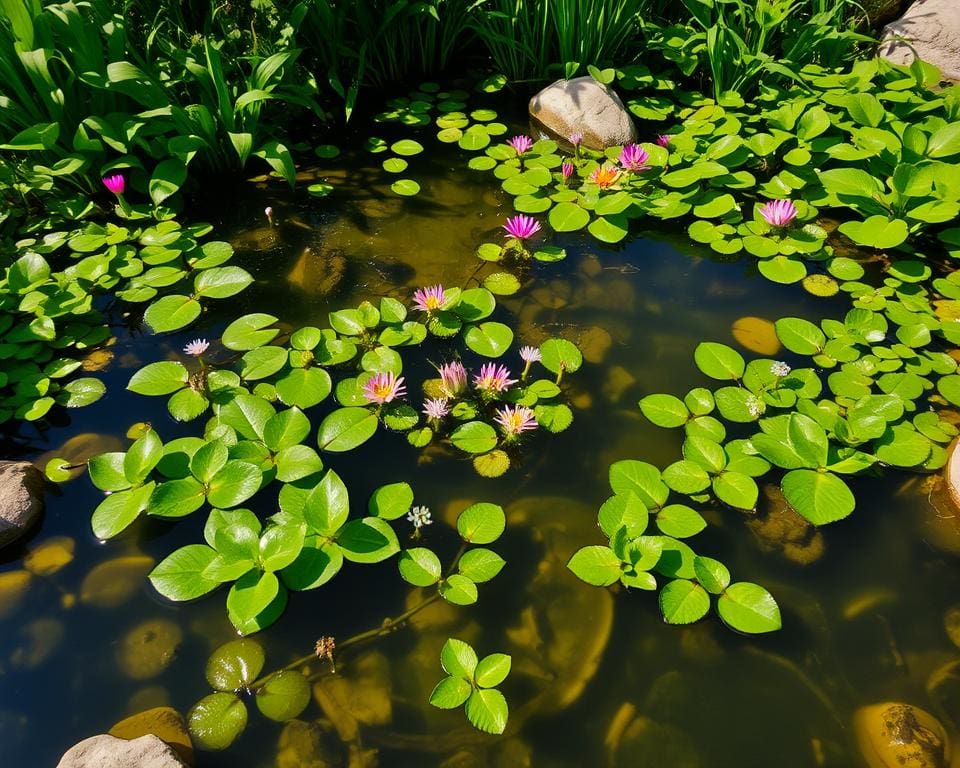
[{"x1": 109, "y1": 707, "x2": 193, "y2": 765}]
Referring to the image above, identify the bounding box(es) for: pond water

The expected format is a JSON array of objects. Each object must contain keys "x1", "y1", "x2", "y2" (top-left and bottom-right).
[{"x1": 2, "y1": 105, "x2": 960, "y2": 768}]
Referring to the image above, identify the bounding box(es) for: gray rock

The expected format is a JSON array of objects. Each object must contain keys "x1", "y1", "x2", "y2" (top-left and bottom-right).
[
  {"x1": 56, "y1": 734, "x2": 189, "y2": 768},
  {"x1": 0, "y1": 461, "x2": 44, "y2": 549},
  {"x1": 879, "y1": 0, "x2": 960, "y2": 82},
  {"x1": 529, "y1": 76, "x2": 638, "y2": 150}
]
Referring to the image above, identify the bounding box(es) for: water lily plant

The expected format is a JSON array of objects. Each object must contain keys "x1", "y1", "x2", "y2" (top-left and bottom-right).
[
  {"x1": 494, "y1": 404, "x2": 537, "y2": 440},
  {"x1": 589, "y1": 165, "x2": 620, "y2": 189},
  {"x1": 619, "y1": 143, "x2": 649, "y2": 173},
  {"x1": 413, "y1": 284, "x2": 448, "y2": 313},
  {"x1": 363, "y1": 371, "x2": 407, "y2": 405},
  {"x1": 502, "y1": 214, "x2": 542, "y2": 257},
  {"x1": 759, "y1": 199, "x2": 798, "y2": 228}
]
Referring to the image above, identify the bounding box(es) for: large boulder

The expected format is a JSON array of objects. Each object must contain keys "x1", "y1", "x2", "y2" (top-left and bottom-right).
[
  {"x1": 0, "y1": 461, "x2": 44, "y2": 549},
  {"x1": 56, "y1": 734, "x2": 189, "y2": 768},
  {"x1": 879, "y1": 0, "x2": 960, "y2": 82},
  {"x1": 529, "y1": 76, "x2": 638, "y2": 150}
]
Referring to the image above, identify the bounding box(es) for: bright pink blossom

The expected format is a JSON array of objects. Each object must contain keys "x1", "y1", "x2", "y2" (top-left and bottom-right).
[
  {"x1": 362, "y1": 372, "x2": 406, "y2": 404},
  {"x1": 619, "y1": 143, "x2": 649, "y2": 172},
  {"x1": 412, "y1": 284, "x2": 447, "y2": 312},
  {"x1": 759, "y1": 199, "x2": 798, "y2": 227},
  {"x1": 503, "y1": 214, "x2": 541, "y2": 240},
  {"x1": 561, "y1": 162, "x2": 575, "y2": 179},
  {"x1": 508, "y1": 135, "x2": 533, "y2": 155},
  {"x1": 656, "y1": 134, "x2": 671, "y2": 148},
  {"x1": 102, "y1": 172, "x2": 125, "y2": 196},
  {"x1": 474, "y1": 363, "x2": 517, "y2": 393}
]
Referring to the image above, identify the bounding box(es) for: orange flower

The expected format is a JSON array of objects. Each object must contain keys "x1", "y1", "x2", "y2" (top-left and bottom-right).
[{"x1": 589, "y1": 165, "x2": 620, "y2": 189}]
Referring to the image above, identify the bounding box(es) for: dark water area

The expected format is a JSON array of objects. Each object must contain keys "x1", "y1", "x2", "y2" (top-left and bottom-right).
[{"x1": 1, "y1": 107, "x2": 960, "y2": 768}]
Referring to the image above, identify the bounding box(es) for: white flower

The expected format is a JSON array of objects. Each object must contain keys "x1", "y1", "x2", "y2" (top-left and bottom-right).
[
  {"x1": 770, "y1": 361, "x2": 791, "y2": 378},
  {"x1": 865, "y1": 330, "x2": 885, "y2": 342},
  {"x1": 407, "y1": 506, "x2": 433, "y2": 529},
  {"x1": 746, "y1": 395, "x2": 763, "y2": 418}
]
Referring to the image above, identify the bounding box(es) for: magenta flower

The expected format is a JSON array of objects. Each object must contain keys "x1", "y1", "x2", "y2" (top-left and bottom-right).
[
  {"x1": 520, "y1": 346, "x2": 541, "y2": 363},
  {"x1": 474, "y1": 363, "x2": 517, "y2": 394},
  {"x1": 759, "y1": 199, "x2": 798, "y2": 228},
  {"x1": 412, "y1": 284, "x2": 447, "y2": 312},
  {"x1": 183, "y1": 338, "x2": 209, "y2": 357},
  {"x1": 561, "y1": 162, "x2": 574, "y2": 180},
  {"x1": 656, "y1": 134, "x2": 671, "y2": 148},
  {"x1": 619, "y1": 143, "x2": 649, "y2": 172},
  {"x1": 102, "y1": 172, "x2": 125, "y2": 196},
  {"x1": 508, "y1": 135, "x2": 533, "y2": 156},
  {"x1": 438, "y1": 361, "x2": 468, "y2": 398},
  {"x1": 422, "y1": 398, "x2": 450, "y2": 420},
  {"x1": 569, "y1": 132, "x2": 583, "y2": 147},
  {"x1": 502, "y1": 214, "x2": 541, "y2": 241},
  {"x1": 362, "y1": 372, "x2": 406, "y2": 405},
  {"x1": 494, "y1": 404, "x2": 538, "y2": 436}
]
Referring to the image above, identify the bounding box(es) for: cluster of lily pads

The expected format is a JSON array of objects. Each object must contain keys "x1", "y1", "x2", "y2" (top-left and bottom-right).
[
  {"x1": 0, "y1": 186, "x2": 252, "y2": 423},
  {"x1": 181, "y1": 497, "x2": 512, "y2": 750}
]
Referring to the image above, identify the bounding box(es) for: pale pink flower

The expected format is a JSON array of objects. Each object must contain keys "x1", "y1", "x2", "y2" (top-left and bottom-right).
[
  {"x1": 569, "y1": 132, "x2": 583, "y2": 147},
  {"x1": 502, "y1": 214, "x2": 541, "y2": 240},
  {"x1": 759, "y1": 199, "x2": 798, "y2": 227},
  {"x1": 619, "y1": 143, "x2": 649, "y2": 172},
  {"x1": 494, "y1": 404, "x2": 537, "y2": 436},
  {"x1": 102, "y1": 172, "x2": 125, "y2": 196},
  {"x1": 363, "y1": 372, "x2": 406, "y2": 404},
  {"x1": 183, "y1": 339, "x2": 209, "y2": 356},
  {"x1": 656, "y1": 134, "x2": 671, "y2": 148},
  {"x1": 508, "y1": 135, "x2": 533, "y2": 155},
  {"x1": 412, "y1": 284, "x2": 447, "y2": 312},
  {"x1": 474, "y1": 363, "x2": 517, "y2": 393},
  {"x1": 265, "y1": 206, "x2": 274, "y2": 224},
  {"x1": 438, "y1": 361, "x2": 468, "y2": 398},
  {"x1": 520, "y1": 346, "x2": 541, "y2": 363},
  {"x1": 422, "y1": 398, "x2": 450, "y2": 420}
]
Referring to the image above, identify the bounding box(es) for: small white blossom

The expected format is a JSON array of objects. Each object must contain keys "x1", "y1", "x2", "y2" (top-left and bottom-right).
[
  {"x1": 407, "y1": 506, "x2": 433, "y2": 529},
  {"x1": 746, "y1": 396, "x2": 763, "y2": 418},
  {"x1": 770, "y1": 361, "x2": 791, "y2": 378},
  {"x1": 865, "y1": 330, "x2": 885, "y2": 343},
  {"x1": 183, "y1": 338, "x2": 209, "y2": 356}
]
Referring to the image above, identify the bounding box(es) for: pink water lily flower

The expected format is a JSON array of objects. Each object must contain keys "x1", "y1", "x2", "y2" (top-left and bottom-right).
[
  {"x1": 503, "y1": 214, "x2": 541, "y2": 241},
  {"x1": 102, "y1": 172, "x2": 125, "y2": 196},
  {"x1": 363, "y1": 372, "x2": 406, "y2": 405},
  {"x1": 619, "y1": 143, "x2": 649, "y2": 172},
  {"x1": 422, "y1": 397, "x2": 450, "y2": 420},
  {"x1": 656, "y1": 134, "x2": 671, "y2": 148},
  {"x1": 494, "y1": 404, "x2": 538, "y2": 436},
  {"x1": 520, "y1": 346, "x2": 541, "y2": 363},
  {"x1": 183, "y1": 338, "x2": 209, "y2": 356},
  {"x1": 474, "y1": 363, "x2": 517, "y2": 393},
  {"x1": 508, "y1": 135, "x2": 534, "y2": 155},
  {"x1": 569, "y1": 132, "x2": 583, "y2": 147},
  {"x1": 561, "y1": 162, "x2": 575, "y2": 180},
  {"x1": 438, "y1": 361, "x2": 468, "y2": 398},
  {"x1": 759, "y1": 199, "x2": 798, "y2": 227},
  {"x1": 413, "y1": 284, "x2": 447, "y2": 312}
]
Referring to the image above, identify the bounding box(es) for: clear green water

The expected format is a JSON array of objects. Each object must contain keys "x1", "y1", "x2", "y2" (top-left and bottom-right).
[{"x1": 2, "y1": 129, "x2": 960, "y2": 767}]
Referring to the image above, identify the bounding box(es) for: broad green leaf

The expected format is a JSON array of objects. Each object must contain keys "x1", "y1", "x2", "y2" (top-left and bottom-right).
[
  {"x1": 659, "y1": 579, "x2": 710, "y2": 624},
  {"x1": 187, "y1": 693, "x2": 247, "y2": 751},
  {"x1": 255, "y1": 670, "x2": 311, "y2": 722},
  {"x1": 465, "y1": 689, "x2": 508, "y2": 735},
  {"x1": 566, "y1": 545, "x2": 621, "y2": 586},
  {"x1": 475, "y1": 653, "x2": 511, "y2": 688},
  {"x1": 317, "y1": 407, "x2": 378, "y2": 452},
  {"x1": 780, "y1": 469, "x2": 854, "y2": 525},
  {"x1": 337, "y1": 518, "x2": 400, "y2": 563},
  {"x1": 717, "y1": 582, "x2": 782, "y2": 633},
  {"x1": 398, "y1": 547, "x2": 442, "y2": 586},
  {"x1": 456, "y1": 502, "x2": 505, "y2": 544},
  {"x1": 441, "y1": 638, "x2": 478, "y2": 680},
  {"x1": 206, "y1": 639, "x2": 265, "y2": 691}
]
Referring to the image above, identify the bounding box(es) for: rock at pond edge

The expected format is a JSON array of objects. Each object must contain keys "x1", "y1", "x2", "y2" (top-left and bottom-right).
[
  {"x1": 0, "y1": 460, "x2": 45, "y2": 550},
  {"x1": 854, "y1": 701, "x2": 951, "y2": 768},
  {"x1": 56, "y1": 734, "x2": 189, "y2": 768},
  {"x1": 529, "y1": 76, "x2": 638, "y2": 151},
  {"x1": 109, "y1": 707, "x2": 193, "y2": 765},
  {"x1": 879, "y1": 0, "x2": 960, "y2": 83}
]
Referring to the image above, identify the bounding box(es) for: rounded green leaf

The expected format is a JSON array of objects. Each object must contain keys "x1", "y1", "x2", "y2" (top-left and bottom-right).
[
  {"x1": 144, "y1": 294, "x2": 202, "y2": 333},
  {"x1": 318, "y1": 407, "x2": 378, "y2": 452},
  {"x1": 659, "y1": 579, "x2": 710, "y2": 624},
  {"x1": 566, "y1": 545, "x2": 621, "y2": 586},
  {"x1": 456, "y1": 502, "x2": 505, "y2": 544},
  {"x1": 539, "y1": 338, "x2": 582, "y2": 375},
  {"x1": 337, "y1": 517, "x2": 400, "y2": 563},
  {"x1": 205, "y1": 639, "x2": 265, "y2": 691},
  {"x1": 464, "y1": 322, "x2": 514, "y2": 358},
  {"x1": 255, "y1": 670, "x2": 311, "y2": 721},
  {"x1": 188, "y1": 692, "x2": 247, "y2": 751},
  {"x1": 457, "y1": 548, "x2": 506, "y2": 582},
  {"x1": 780, "y1": 469, "x2": 854, "y2": 525},
  {"x1": 390, "y1": 139, "x2": 424, "y2": 156},
  {"x1": 548, "y1": 201, "x2": 590, "y2": 232},
  {"x1": 465, "y1": 688, "x2": 508, "y2": 735},
  {"x1": 398, "y1": 547, "x2": 442, "y2": 586},
  {"x1": 391, "y1": 179, "x2": 421, "y2": 196},
  {"x1": 639, "y1": 394, "x2": 689, "y2": 428},
  {"x1": 694, "y1": 342, "x2": 744, "y2": 380},
  {"x1": 429, "y1": 676, "x2": 472, "y2": 709},
  {"x1": 717, "y1": 582, "x2": 782, "y2": 633},
  {"x1": 450, "y1": 421, "x2": 498, "y2": 454},
  {"x1": 475, "y1": 653, "x2": 511, "y2": 688},
  {"x1": 128, "y1": 361, "x2": 188, "y2": 395}
]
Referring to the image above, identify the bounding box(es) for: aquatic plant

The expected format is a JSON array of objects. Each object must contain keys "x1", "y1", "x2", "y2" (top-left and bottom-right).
[
  {"x1": 101, "y1": 172, "x2": 126, "y2": 196},
  {"x1": 508, "y1": 135, "x2": 534, "y2": 156},
  {"x1": 363, "y1": 371, "x2": 408, "y2": 404},
  {"x1": 412, "y1": 284, "x2": 449, "y2": 312},
  {"x1": 430, "y1": 638, "x2": 511, "y2": 735},
  {"x1": 474, "y1": 362, "x2": 517, "y2": 394},
  {"x1": 589, "y1": 165, "x2": 621, "y2": 189},
  {"x1": 618, "y1": 143, "x2": 650, "y2": 172},
  {"x1": 759, "y1": 199, "x2": 799, "y2": 227}
]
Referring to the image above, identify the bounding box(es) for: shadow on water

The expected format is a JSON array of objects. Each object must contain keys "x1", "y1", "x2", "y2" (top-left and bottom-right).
[{"x1": 2, "y1": 121, "x2": 960, "y2": 768}]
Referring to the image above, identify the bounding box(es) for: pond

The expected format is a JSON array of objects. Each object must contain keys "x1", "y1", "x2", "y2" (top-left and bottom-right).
[{"x1": 3, "y1": 98, "x2": 960, "y2": 768}]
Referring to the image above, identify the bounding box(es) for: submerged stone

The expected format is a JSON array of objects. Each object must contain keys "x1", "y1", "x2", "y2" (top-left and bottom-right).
[
  {"x1": 56, "y1": 734, "x2": 188, "y2": 768},
  {"x1": 731, "y1": 316, "x2": 781, "y2": 356},
  {"x1": 529, "y1": 76, "x2": 638, "y2": 150},
  {"x1": 117, "y1": 619, "x2": 182, "y2": 680},
  {"x1": 610, "y1": 715, "x2": 702, "y2": 768},
  {"x1": 746, "y1": 484, "x2": 825, "y2": 565},
  {"x1": 0, "y1": 461, "x2": 45, "y2": 550},
  {"x1": 35, "y1": 433, "x2": 124, "y2": 481},
  {"x1": 109, "y1": 707, "x2": 193, "y2": 765},
  {"x1": 313, "y1": 651, "x2": 392, "y2": 743},
  {"x1": 24, "y1": 536, "x2": 75, "y2": 576},
  {"x1": 80, "y1": 555, "x2": 156, "y2": 609},
  {"x1": 854, "y1": 701, "x2": 951, "y2": 768},
  {"x1": 0, "y1": 570, "x2": 32, "y2": 619},
  {"x1": 9, "y1": 617, "x2": 63, "y2": 669},
  {"x1": 287, "y1": 246, "x2": 347, "y2": 296},
  {"x1": 276, "y1": 719, "x2": 339, "y2": 768}
]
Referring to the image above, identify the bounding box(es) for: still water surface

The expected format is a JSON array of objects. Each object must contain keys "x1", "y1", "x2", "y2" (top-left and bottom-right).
[{"x1": 1, "y1": 127, "x2": 959, "y2": 767}]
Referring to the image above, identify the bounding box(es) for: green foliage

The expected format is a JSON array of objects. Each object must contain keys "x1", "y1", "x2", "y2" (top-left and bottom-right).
[{"x1": 430, "y1": 638, "x2": 510, "y2": 734}]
